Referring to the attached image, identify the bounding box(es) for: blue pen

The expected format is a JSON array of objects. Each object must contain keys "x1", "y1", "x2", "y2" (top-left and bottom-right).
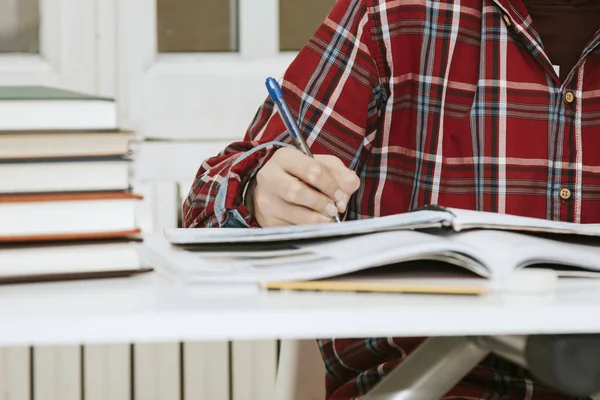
[{"x1": 265, "y1": 77, "x2": 341, "y2": 223}]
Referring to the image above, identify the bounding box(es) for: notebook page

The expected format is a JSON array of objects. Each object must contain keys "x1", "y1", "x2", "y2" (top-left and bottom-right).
[
  {"x1": 165, "y1": 209, "x2": 450, "y2": 244},
  {"x1": 449, "y1": 208, "x2": 600, "y2": 236},
  {"x1": 448, "y1": 230, "x2": 600, "y2": 278}
]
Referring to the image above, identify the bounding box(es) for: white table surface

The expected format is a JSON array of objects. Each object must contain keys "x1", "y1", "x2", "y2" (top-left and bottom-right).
[{"x1": 1, "y1": 270, "x2": 600, "y2": 347}]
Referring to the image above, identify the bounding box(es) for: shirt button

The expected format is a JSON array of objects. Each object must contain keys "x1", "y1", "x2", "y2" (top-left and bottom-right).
[
  {"x1": 559, "y1": 187, "x2": 571, "y2": 200},
  {"x1": 502, "y1": 14, "x2": 512, "y2": 27},
  {"x1": 565, "y1": 91, "x2": 575, "y2": 104}
]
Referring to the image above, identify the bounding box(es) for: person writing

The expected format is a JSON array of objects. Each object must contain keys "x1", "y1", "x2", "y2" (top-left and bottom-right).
[{"x1": 183, "y1": 0, "x2": 600, "y2": 398}]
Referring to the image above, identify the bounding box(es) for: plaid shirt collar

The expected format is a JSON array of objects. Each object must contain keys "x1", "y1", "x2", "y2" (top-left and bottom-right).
[{"x1": 499, "y1": 0, "x2": 600, "y2": 84}]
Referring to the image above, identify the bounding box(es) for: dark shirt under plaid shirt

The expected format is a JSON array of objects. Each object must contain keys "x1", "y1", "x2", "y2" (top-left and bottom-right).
[{"x1": 183, "y1": 0, "x2": 600, "y2": 398}]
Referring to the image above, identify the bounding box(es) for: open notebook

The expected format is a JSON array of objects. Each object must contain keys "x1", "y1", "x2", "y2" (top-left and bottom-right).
[
  {"x1": 142, "y1": 207, "x2": 600, "y2": 295},
  {"x1": 165, "y1": 206, "x2": 600, "y2": 244}
]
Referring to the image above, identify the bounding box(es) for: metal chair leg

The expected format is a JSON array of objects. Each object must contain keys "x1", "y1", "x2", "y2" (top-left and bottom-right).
[
  {"x1": 363, "y1": 336, "x2": 489, "y2": 400},
  {"x1": 475, "y1": 335, "x2": 527, "y2": 366}
]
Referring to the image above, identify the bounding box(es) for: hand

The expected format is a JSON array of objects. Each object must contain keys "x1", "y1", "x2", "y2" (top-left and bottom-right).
[{"x1": 245, "y1": 147, "x2": 360, "y2": 227}]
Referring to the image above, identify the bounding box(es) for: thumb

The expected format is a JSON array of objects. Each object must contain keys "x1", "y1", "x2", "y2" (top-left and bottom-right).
[{"x1": 314, "y1": 154, "x2": 361, "y2": 196}]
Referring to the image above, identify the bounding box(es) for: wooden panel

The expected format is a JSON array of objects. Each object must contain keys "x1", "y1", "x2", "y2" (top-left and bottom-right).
[
  {"x1": 279, "y1": 0, "x2": 337, "y2": 51},
  {"x1": 33, "y1": 346, "x2": 81, "y2": 400},
  {"x1": 0, "y1": 347, "x2": 30, "y2": 400},
  {"x1": 157, "y1": 0, "x2": 235, "y2": 52},
  {"x1": 133, "y1": 343, "x2": 180, "y2": 400},
  {"x1": 83, "y1": 344, "x2": 131, "y2": 400},
  {"x1": 232, "y1": 340, "x2": 278, "y2": 400},
  {"x1": 183, "y1": 342, "x2": 230, "y2": 400}
]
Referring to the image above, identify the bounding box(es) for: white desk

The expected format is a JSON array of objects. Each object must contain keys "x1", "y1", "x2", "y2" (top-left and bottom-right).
[
  {"x1": 2, "y1": 270, "x2": 600, "y2": 399},
  {"x1": 1, "y1": 272, "x2": 600, "y2": 347}
]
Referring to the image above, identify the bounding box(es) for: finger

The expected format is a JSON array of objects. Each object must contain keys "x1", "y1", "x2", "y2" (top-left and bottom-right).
[
  {"x1": 315, "y1": 155, "x2": 361, "y2": 192},
  {"x1": 267, "y1": 166, "x2": 339, "y2": 218},
  {"x1": 314, "y1": 155, "x2": 361, "y2": 211},
  {"x1": 275, "y1": 149, "x2": 344, "y2": 204},
  {"x1": 325, "y1": 168, "x2": 360, "y2": 211},
  {"x1": 270, "y1": 196, "x2": 334, "y2": 226}
]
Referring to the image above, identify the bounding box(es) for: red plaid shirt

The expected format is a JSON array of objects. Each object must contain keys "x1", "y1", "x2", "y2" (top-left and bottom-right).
[{"x1": 183, "y1": 0, "x2": 600, "y2": 398}]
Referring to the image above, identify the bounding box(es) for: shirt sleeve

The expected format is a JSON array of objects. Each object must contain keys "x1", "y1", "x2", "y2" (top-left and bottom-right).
[{"x1": 182, "y1": 0, "x2": 385, "y2": 228}]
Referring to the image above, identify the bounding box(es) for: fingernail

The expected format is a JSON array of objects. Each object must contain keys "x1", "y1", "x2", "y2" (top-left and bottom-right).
[
  {"x1": 334, "y1": 189, "x2": 346, "y2": 202},
  {"x1": 325, "y1": 203, "x2": 338, "y2": 217},
  {"x1": 336, "y1": 200, "x2": 347, "y2": 211}
]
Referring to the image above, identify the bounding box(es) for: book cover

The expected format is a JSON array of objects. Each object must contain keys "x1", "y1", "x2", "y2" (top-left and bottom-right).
[{"x1": 0, "y1": 86, "x2": 114, "y2": 102}]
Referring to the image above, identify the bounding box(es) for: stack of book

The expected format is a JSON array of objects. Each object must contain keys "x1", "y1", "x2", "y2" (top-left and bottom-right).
[{"x1": 0, "y1": 86, "x2": 152, "y2": 284}]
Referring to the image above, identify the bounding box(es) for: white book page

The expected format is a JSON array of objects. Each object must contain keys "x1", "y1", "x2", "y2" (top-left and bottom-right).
[
  {"x1": 449, "y1": 208, "x2": 600, "y2": 236},
  {"x1": 164, "y1": 210, "x2": 450, "y2": 244},
  {"x1": 511, "y1": 236, "x2": 600, "y2": 276},
  {"x1": 447, "y1": 230, "x2": 600, "y2": 279},
  {"x1": 143, "y1": 230, "x2": 490, "y2": 284}
]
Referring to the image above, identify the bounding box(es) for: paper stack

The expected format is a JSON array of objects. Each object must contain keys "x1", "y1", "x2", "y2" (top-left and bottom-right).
[{"x1": 0, "y1": 85, "x2": 152, "y2": 284}]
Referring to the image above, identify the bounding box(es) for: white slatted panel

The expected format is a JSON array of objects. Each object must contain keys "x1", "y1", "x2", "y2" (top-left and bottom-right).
[
  {"x1": 131, "y1": 180, "x2": 180, "y2": 232},
  {"x1": 131, "y1": 181, "x2": 157, "y2": 233},
  {"x1": 178, "y1": 181, "x2": 189, "y2": 215},
  {"x1": 0, "y1": 347, "x2": 30, "y2": 400},
  {"x1": 0, "y1": 340, "x2": 286, "y2": 400},
  {"x1": 132, "y1": 141, "x2": 232, "y2": 186},
  {"x1": 33, "y1": 346, "x2": 81, "y2": 400},
  {"x1": 232, "y1": 341, "x2": 278, "y2": 400},
  {"x1": 183, "y1": 342, "x2": 230, "y2": 400},
  {"x1": 95, "y1": 0, "x2": 118, "y2": 97},
  {"x1": 83, "y1": 344, "x2": 131, "y2": 400},
  {"x1": 239, "y1": 0, "x2": 278, "y2": 57},
  {"x1": 133, "y1": 343, "x2": 180, "y2": 400},
  {"x1": 151, "y1": 182, "x2": 180, "y2": 230}
]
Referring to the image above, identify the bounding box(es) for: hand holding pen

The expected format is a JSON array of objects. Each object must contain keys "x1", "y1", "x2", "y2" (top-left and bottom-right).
[
  {"x1": 266, "y1": 77, "x2": 348, "y2": 223},
  {"x1": 241, "y1": 78, "x2": 361, "y2": 227}
]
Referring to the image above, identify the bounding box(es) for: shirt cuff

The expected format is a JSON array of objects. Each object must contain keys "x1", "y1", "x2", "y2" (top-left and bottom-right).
[{"x1": 214, "y1": 141, "x2": 291, "y2": 228}]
